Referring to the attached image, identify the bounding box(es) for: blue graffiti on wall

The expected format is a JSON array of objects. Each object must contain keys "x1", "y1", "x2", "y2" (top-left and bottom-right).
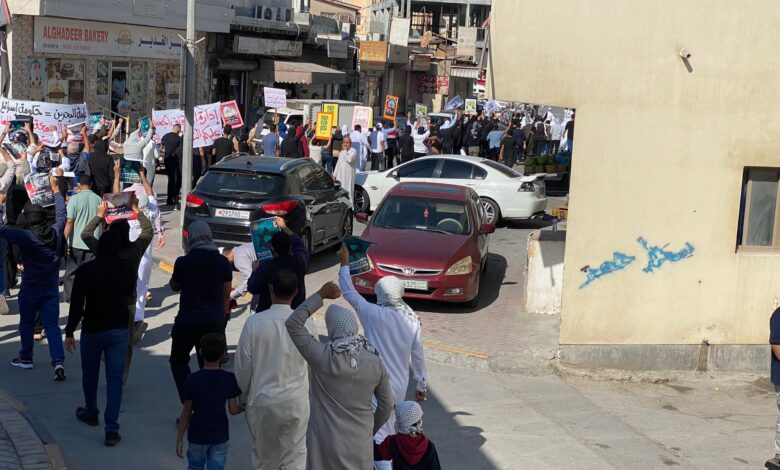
[
  {"x1": 636, "y1": 237, "x2": 696, "y2": 273},
  {"x1": 579, "y1": 237, "x2": 695, "y2": 288},
  {"x1": 579, "y1": 252, "x2": 637, "y2": 289}
]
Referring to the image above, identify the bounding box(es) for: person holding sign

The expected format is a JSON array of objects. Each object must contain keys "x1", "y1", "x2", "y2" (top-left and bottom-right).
[
  {"x1": 2, "y1": 175, "x2": 67, "y2": 380},
  {"x1": 337, "y1": 245, "x2": 428, "y2": 470},
  {"x1": 247, "y1": 217, "x2": 308, "y2": 313}
]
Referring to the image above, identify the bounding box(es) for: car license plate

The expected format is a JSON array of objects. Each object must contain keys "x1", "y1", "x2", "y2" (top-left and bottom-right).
[
  {"x1": 214, "y1": 208, "x2": 250, "y2": 220},
  {"x1": 402, "y1": 279, "x2": 429, "y2": 291}
]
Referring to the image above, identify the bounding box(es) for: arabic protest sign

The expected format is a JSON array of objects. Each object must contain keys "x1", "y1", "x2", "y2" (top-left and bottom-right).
[
  {"x1": 250, "y1": 217, "x2": 281, "y2": 261},
  {"x1": 24, "y1": 173, "x2": 55, "y2": 207},
  {"x1": 444, "y1": 95, "x2": 464, "y2": 111},
  {"x1": 315, "y1": 112, "x2": 334, "y2": 140},
  {"x1": 152, "y1": 108, "x2": 184, "y2": 144},
  {"x1": 351, "y1": 106, "x2": 373, "y2": 130},
  {"x1": 264, "y1": 87, "x2": 287, "y2": 109},
  {"x1": 414, "y1": 103, "x2": 427, "y2": 119},
  {"x1": 465, "y1": 99, "x2": 477, "y2": 115},
  {"x1": 322, "y1": 103, "x2": 339, "y2": 125},
  {"x1": 342, "y1": 235, "x2": 376, "y2": 276},
  {"x1": 193, "y1": 102, "x2": 222, "y2": 148},
  {"x1": 119, "y1": 158, "x2": 142, "y2": 184},
  {"x1": 103, "y1": 191, "x2": 137, "y2": 224},
  {"x1": 383, "y1": 95, "x2": 399, "y2": 120},
  {"x1": 0, "y1": 98, "x2": 87, "y2": 146},
  {"x1": 219, "y1": 100, "x2": 244, "y2": 129},
  {"x1": 483, "y1": 99, "x2": 502, "y2": 117}
]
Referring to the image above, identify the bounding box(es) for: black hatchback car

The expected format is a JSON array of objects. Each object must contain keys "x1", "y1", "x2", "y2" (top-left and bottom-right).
[{"x1": 183, "y1": 154, "x2": 353, "y2": 255}]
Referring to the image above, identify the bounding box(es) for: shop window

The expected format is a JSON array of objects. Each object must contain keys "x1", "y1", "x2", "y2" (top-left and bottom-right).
[
  {"x1": 27, "y1": 58, "x2": 85, "y2": 104},
  {"x1": 155, "y1": 63, "x2": 180, "y2": 109},
  {"x1": 737, "y1": 168, "x2": 780, "y2": 250}
]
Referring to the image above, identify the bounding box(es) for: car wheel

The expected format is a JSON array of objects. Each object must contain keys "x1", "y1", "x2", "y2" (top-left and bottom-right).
[
  {"x1": 481, "y1": 254, "x2": 489, "y2": 272},
  {"x1": 341, "y1": 211, "x2": 353, "y2": 238},
  {"x1": 301, "y1": 229, "x2": 312, "y2": 259},
  {"x1": 481, "y1": 198, "x2": 501, "y2": 225},
  {"x1": 354, "y1": 187, "x2": 370, "y2": 213}
]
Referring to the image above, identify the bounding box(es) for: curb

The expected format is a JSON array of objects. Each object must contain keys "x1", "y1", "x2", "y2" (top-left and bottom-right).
[{"x1": 0, "y1": 392, "x2": 67, "y2": 470}]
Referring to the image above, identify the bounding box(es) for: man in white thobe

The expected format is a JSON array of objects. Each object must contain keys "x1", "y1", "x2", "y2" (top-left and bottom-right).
[
  {"x1": 332, "y1": 136, "x2": 358, "y2": 203},
  {"x1": 337, "y1": 246, "x2": 428, "y2": 470},
  {"x1": 235, "y1": 269, "x2": 316, "y2": 470}
]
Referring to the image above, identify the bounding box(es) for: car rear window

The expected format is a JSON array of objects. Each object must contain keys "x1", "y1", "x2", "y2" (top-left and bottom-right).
[
  {"x1": 197, "y1": 170, "x2": 285, "y2": 197},
  {"x1": 481, "y1": 160, "x2": 521, "y2": 178}
]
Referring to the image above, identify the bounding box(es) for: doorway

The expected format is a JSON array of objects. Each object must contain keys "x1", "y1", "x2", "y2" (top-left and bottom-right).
[{"x1": 111, "y1": 68, "x2": 128, "y2": 115}]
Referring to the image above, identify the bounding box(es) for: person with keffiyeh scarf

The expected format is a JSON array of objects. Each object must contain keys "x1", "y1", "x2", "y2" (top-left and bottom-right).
[
  {"x1": 374, "y1": 401, "x2": 442, "y2": 470},
  {"x1": 337, "y1": 245, "x2": 429, "y2": 470},
  {"x1": 285, "y1": 281, "x2": 393, "y2": 470}
]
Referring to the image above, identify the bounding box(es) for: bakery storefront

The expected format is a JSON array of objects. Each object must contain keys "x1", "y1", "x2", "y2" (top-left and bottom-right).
[{"x1": 13, "y1": 16, "x2": 183, "y2": 125}]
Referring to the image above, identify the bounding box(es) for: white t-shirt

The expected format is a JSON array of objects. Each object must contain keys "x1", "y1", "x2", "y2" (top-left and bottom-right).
[
  {"x1": 412, "y1": 130, "x2": 429, "y2": 154},
  {"x1": 371, "y1": 132, "x2": 385, "y2": 153}
]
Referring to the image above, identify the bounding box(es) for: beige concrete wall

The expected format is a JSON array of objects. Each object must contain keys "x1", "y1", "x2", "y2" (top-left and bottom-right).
[{"x1": 490, "y1": 0, "x2": 780, "y2": 345}]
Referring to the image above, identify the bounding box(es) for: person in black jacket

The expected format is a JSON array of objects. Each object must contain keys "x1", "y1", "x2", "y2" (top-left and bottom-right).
[
  {"x1": 65, "y1": 230, "x2": 136, "y2": 446},
  {"x1": 398, "y1": 127, "x2": 414, "y2": 164},
  {"x1": 161, "y1": 125, "x2": 183, "y2": 206},
  {"x1": 438, "y1": 120, "x2": 454, "y2": 155},
  {"x1": 88, "y1": 132, "x2": 114, "y2": 197},
  {"x1": 452, "y1": 117, "x2": 464, "y2": 155},
  {"x1": 281, "y1": 124, "x2": 307, "y2": 159},
  {"x1": 478, "y1": 115, "x2": 492, "y2": 160}
]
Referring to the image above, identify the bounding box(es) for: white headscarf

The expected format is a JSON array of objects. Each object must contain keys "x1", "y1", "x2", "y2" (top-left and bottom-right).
[
  {"x1": 325, "y1": 305, "x2": 376, "y2": 368},
  {"x1": 441, "y1": 119, "x2": 455, "y2": 130},
  {"x1": 395, "y1": 401, "x2": 424, "y2": 435},
  {"x1": 375, "y1": 276, "x2": 418, "y2": 321}
]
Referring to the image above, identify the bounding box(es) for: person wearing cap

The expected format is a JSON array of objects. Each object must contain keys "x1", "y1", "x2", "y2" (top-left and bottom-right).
[
  {"x1": 374, "y1": 401, "x2": 441, "y2": 470},
  {"x1": 246, "y1": 217, "x2": 308, "y2": 313},
  {"x1": 369, "y1": 123, "x2": 386, "y2": 171}
]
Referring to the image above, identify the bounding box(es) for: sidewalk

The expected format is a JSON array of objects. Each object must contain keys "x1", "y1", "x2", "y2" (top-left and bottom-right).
[{"x1": 0, "y1": 393, "x2": 65, "y2": 470}]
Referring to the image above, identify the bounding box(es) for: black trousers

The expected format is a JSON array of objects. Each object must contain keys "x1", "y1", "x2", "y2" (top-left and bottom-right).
[
  {"x1": 479, "y1": 140, "x2": 489, "y2": 159},
  {"x1": 165, "y1": 156, "x2": 181, "y2": 205},
  {"x1": 401, "y1": 153, "x2": 413, "y2": 164},
  {"x1": 63, "y1": 247, "x2": 94, "y2": 303},
  {"x1": 412, "y1": 152, "x2": 426, "y2": 160},
  {"x1": 169, "y1": 322, "x2": 225, "y2": 403}
]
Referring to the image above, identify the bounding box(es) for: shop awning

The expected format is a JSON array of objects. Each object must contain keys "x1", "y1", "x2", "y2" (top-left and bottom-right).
[
  {"x1": 259, "y1": 59, "x2": 347, "y2": 85},
  {"x1": 450, "y1": 66, "x2": 479, "y2": 79}
]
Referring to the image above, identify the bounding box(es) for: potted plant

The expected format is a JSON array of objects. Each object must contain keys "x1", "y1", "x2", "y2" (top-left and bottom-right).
[{"x1": 544, "y1": 156, "x2": 558, "y2": 173}]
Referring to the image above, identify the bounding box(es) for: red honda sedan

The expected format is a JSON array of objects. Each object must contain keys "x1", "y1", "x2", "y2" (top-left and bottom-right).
[{"x1": 353, "y1": 182, "x2": 495, "y2": 307}]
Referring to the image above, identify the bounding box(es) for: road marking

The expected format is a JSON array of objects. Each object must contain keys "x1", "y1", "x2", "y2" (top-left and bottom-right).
[
  {"x1": 424, "y1": 341, "x2": 490, "y2": 359},
  {"x1": 159, "y1": 261, "x2": 174, "y2": 274}
]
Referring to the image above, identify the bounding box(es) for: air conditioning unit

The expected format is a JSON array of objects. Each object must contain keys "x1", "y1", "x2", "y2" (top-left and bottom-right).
[
  {"x1": 254, "y1": 6, "x2": 275, "y2": 21},
  {"x1": 278, "y1": 7, "x2": 293, "y2": 22}
]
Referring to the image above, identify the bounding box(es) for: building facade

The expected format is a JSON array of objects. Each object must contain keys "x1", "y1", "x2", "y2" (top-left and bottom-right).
[{"x1": 491, "y1": 0, "x2": 780, "y2": 372}]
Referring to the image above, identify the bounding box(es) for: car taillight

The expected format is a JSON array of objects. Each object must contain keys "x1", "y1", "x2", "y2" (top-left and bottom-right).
[
  {"x1": 186, "y1": 193, "x2": 205, "y2": 208},
  {"x1": 262, "y1": 200, "x2": 299, "y2": 216},
  {"x1": 519, "y1": 182, "x2": 534, "y2": 192}
]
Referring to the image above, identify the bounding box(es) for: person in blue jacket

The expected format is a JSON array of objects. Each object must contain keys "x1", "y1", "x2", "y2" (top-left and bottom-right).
[{"x1": 1, "y1": 175, "x2": 67, "y2": 381}]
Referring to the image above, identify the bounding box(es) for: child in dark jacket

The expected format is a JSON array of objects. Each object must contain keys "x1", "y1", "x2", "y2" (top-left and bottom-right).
[{"x1": 374, "y1": 401, "x2": 441, "y2": 470}]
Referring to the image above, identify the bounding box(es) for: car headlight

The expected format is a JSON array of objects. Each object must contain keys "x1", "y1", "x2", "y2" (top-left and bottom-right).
[{"x1": 445, "y1": 256, "x2": 472, "y2": 276}]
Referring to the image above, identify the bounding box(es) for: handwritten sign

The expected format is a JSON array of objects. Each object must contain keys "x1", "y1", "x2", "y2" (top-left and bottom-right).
[
  {"x1": 322, "y1": 103, "x2": 339, "y2": 125},
  {"x1": 351, "y1": 106, "x2": 373, "y2": 130},
  {"x1": 193, "y1": 102, "x2": 222, "y2": 148},
  {"x1": 264, "y1": 87, "x2": 287, "y2": 110},
  {"x1": 315, "y1": 112, "x2": 333, "y2": 140},
  {"x1": 219, "y1": 100, "x2": 244, "y2": 129},
  {"x1": 0, "y1": 98, "x2": 87, "y2": 146},
  {"x1": 151, "y1": 108, "x2": 184, "y2": 144}
]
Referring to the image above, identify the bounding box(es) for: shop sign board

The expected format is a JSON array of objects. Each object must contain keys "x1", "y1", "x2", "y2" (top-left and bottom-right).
[
  {"x1": 360, "y1": 41, "x2": 387, "y2": 63},
  {"x1": 411, "y1": 55, "x2": 431, "y2": 72},
  {"x1": 327, "y1": 40, "x2": 348, "y2": 59},
  {"x1": 34, "y1": 17, "x2": 183, "y2": 60},
  {"x1": 457, "y1": 27, "x2": 477, "y2": 58},
  {"x1": 233, "y1": 36, "x2": 302, "y2": 57}
]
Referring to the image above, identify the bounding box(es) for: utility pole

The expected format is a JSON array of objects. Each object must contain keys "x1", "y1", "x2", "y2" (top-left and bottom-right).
[{"x1": 180, "y1": 0, "x2": 196, "y2": 226}]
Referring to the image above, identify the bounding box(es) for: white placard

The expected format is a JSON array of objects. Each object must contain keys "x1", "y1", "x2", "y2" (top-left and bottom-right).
[
  {"x1": 193, "y1": 102, "x2": 222, "y2": 148},
  {"x1": 0, "y1": 98, "x2": 87, "y2": 146},
  {"x1": 34, "y1": 16, "x2": 183, "y2": 60},
  {"x1": 264, "y1": 87, "x2": 287, "y2": 109},
  {"x1": 151, "y1": 108, "x2": 184, "y2": 144}
]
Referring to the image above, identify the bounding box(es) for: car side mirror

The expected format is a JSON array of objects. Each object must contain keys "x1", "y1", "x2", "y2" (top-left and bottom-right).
[
  {"x1": 355, "y1": 212, "x2": 369, "y2": 223},
  {"x1": 480, "y1": 223, "x2": 496, "y2": 234},
  {"x1": 388, "y1": 170, "x2": 399, "y2": 179}
]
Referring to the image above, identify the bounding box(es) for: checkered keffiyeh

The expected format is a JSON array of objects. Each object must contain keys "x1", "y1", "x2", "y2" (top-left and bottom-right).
[
  {"x1": 325, "y1": 305, "x2": 375, "y2": 368},
  {"x1": 375, "y1": 276, "x2": 418, "y2": 322},
  {"x1": 395, "y1": 401, "x2": 424, "y2": 435}
]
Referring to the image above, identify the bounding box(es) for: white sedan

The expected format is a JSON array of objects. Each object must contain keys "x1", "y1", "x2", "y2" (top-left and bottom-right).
[{"x1": 354, "y1": 156, "x2": 548, "y2": 224}]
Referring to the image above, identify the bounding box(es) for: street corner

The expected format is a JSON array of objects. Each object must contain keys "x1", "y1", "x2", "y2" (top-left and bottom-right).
[{"x1": 0, "y1": 392, "x2": 67, "y2": 470}]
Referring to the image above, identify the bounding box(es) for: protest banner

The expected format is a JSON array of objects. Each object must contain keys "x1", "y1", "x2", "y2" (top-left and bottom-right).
[
  {"x1": 322, "y1": 102, "x2": 339, "y2": 125},
  {"x1": 119, "y1": 158, "x2": 143, "y2": 184},
  {"x1": 24, "y1": 173, "x2": 55, "y2": 207},
  {"x1": 351, "y1": 106, "x2": 373, "y2": 130},
  {"x1": 263, "y1": 87, "x2": 287, "y2": 109},
  {"x1": 0, "y1": 98, "x2": 87, "y2": 146},
  {"x1": 152, "y1": 108, "x2": 184, "y2": 144},
  {"x1": 342, "y1": 235, "x2": 376, "y2": 276},
  {"x1": 250, "y1": 217, "x2": 281, "y2": 261},
  {"x1": 193, "y1": 102, "x2": 222, "y2": 148},
  {"x1": 315, "y1": 112, "x2": 334, "y2": 140},
  {"x1": 383, "y1": 95, "x2": 399, "y2": 120},
  {"x1": 465, "y1": 99, "x2": 477, "y2": 115},
  {"x1": 414, "y1": 103, "x2": 428, "y2": 119},
  {"x1": 219, "y1": 100, "x2": 244, "y2": 129},
  {"x1": 103, "y1": 191, "x2": 137, "y2": 223},
  {"x1": 445, "y1": 95, "x2": 464, "y2": 111}
]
